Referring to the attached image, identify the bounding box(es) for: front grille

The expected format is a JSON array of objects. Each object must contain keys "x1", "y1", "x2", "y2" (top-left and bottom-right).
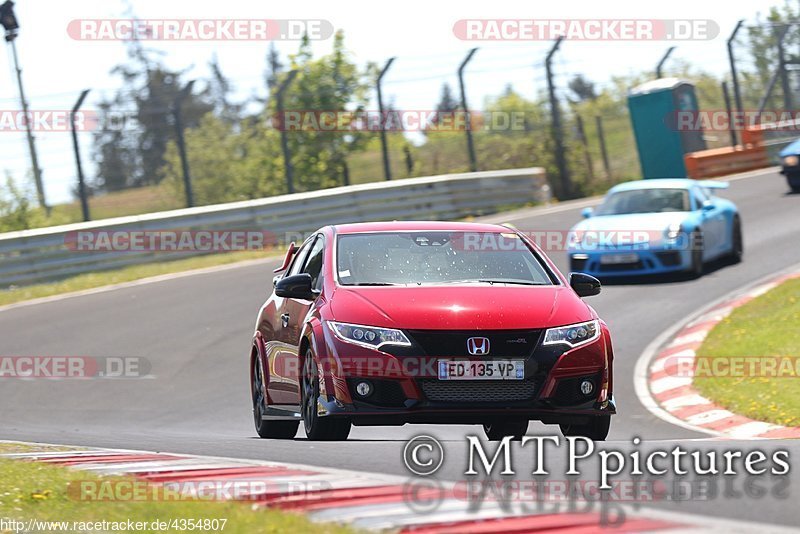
[
  {"x1": 656, "y1": 251, "x2": 682, "y2": 267},
  {"x1": 418, "y1": 378, "x2": 537, "y2": 403},
  {"x1": 407, "y1": 330, "x2": 540, "y2": 358},
  {"x1": 597, "y1": 260, "x2": 646, "y2": 272}
]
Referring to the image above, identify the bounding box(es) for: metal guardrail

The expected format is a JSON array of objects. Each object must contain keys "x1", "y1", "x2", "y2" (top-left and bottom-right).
[{"x1": 0, "y1": 168, "x2": 549, "y2": 287}]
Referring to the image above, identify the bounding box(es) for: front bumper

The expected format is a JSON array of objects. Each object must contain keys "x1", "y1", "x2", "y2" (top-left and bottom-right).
[
  {"x1": 568, "y1": 246, "x2": 691, "y2": 276},
  {"x1": 318, "y1": 328, "x2": 614, "y2": 425}
]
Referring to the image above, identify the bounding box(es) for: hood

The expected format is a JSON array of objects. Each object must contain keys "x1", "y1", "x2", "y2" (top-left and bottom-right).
[
  {"x1": 329, "y1": 285, "x2": 592, "y2": 330},
  {"x1": 780, "y1": 138, "x2": 800, "y2": 157},
  {"x1": 569, "y1": 212, "x2": 688, "y2": 248}
]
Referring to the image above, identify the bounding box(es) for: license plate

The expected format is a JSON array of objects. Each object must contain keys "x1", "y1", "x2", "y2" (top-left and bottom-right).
[
  {"x1": 600, "y1": 253, "x2": 639, "y2": 265},
  {"x1": 438, "y1": 360, "x2": 524, "y2": 380}
]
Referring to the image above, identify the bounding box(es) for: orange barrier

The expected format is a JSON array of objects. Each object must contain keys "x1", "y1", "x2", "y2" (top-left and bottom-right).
[{"x1": 684, "y1": 143, "x2": 769, "y2": 179}]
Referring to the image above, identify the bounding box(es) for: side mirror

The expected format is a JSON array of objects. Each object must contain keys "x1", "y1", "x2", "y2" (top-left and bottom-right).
[
  {"x1": 569, "y1": 272, "x2": 601, "y2": 298},
  {"x1": 581, "y1": 207, "x2": 594, "y2": 219},
  {"x1": 701, "y1": 200, "x2": 714, "y2": 212},
  {"x1": 275, "y1": 273, "x2": 317, "y2": 300}
]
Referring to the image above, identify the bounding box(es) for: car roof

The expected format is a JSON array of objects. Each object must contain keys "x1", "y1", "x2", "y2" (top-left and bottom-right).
[
  {"x1": 608, "y1": 179, "x2": 697, "y2": 193},
  {"x1": 331, "y1": 221, "x2": 513, "y2": 234}
]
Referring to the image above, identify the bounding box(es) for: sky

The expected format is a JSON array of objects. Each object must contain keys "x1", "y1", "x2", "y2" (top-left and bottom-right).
[{"x1": 0, "y1": 0, "x2": 788, "y2": 205}]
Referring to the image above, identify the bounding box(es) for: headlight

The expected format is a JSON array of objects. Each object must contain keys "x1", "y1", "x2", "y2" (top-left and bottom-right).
[
  {"x1": 543, "y1": 320, "x2": 600, "y2": 349},
  {"x1": 328, "y1": 321, "x2": 411, "y2": 350},
  {"x1": 783, "y1": 155, "x2": 799, "y2": 166},
  {"x1": 665, "y1": 222, "x2": 683, "y2": 241}
]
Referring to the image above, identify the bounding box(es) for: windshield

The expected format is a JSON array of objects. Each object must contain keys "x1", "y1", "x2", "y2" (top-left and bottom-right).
[
  {"x1": 336, "y1": 232, "x2": 554, "y2": 286},
  {"x1": 594, "y1": 188, "x2": 690, "y2": 215}
]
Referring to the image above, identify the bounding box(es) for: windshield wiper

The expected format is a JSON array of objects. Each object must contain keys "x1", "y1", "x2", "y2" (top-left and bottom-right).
[
  {"x1": 430, "y1": 279, "x2": 544, "y2": 286},
  {"x1": 350, "y1": 282, "x2": 397, "y2": 286}
]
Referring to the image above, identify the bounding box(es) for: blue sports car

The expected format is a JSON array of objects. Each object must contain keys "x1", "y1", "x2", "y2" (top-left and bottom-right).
[
  {"x1": 779, "y1": 139, "x2": 800, "y2": 193},
  {"x1": 567, "y1": 179, "x2": 743, "y2": 278}
]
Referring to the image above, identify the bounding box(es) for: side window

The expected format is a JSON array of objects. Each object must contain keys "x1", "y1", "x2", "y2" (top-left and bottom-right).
[
  {"x1": 301, "y1": 236, "x2": 325, "y2": 290},
  {"x1": 287, "y1": 239, "x2": 313, "y2": 276}
]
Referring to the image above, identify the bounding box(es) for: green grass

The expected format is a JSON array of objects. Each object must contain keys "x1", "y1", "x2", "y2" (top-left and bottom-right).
[
  {"x1": 694, "y1": 278, "x2": 800, "y2": 427},
  {"x1": 0, "y1": 453, "x2": 357, "y2": 533},
  {"x1": 0, "y1": 250, "x2": 273, "y2": 307}
]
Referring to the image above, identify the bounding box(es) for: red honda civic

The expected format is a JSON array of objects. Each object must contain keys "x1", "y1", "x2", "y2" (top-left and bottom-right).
[{"x1": 250, "y1": 221, "x2": 615, "y2": 441}]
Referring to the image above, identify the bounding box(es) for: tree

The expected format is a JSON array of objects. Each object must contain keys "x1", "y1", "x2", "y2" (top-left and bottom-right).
[
  {"x1": 568, "y1": 74, "x2": 597, "y2": 102},
  {"x1": 92, "y1": 41, "x2": 213, "y2": 192}
]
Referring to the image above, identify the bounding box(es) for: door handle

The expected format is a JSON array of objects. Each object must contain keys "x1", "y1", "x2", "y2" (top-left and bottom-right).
[{"x1": 281, "y1": 313, "x2": 290, "y2": 328}]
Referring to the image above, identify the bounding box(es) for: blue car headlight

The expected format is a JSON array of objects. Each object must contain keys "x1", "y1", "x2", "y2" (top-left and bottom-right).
[
  {"x1": 328, "y1": 321, "x2": 411, "y2": 350},
  {"x1": 665, "y1": 222, "x2": 683, "y2": 241},
  {"x1": 543, "y1": 320, "x2": 600, "y2": 349}
]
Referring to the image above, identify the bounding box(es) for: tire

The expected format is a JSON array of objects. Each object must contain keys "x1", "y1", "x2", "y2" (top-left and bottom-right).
[
  {"x1": 728, "y1": 216, "x2": 743, "y2": 264},
  {"x1": 301, "y1": 350, "x2": 351, "y2": 441},
  {"x1": 792, "y1": 185, "x2": 800, "y2": 194},
  {"x1": 559, "y1": 415, "x2": 611, "y2": 441},
  {"x1": 483, "y1": 420, "x2": 529, "y2": 441},
  {"x1": 252, "y1": 355, "x2": 298, "y2": 439},
  {"x1": 687, "y1": 230, "x2": 704, "y2": 278}
]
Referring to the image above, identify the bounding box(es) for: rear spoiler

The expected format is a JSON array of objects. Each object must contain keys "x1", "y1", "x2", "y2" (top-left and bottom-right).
[
  {"x1": 697, "y1": 180, "x2": 729, "y2": 190},
  {"x1": 273, "y1": 242, "x2": 298, "y2": 273}
]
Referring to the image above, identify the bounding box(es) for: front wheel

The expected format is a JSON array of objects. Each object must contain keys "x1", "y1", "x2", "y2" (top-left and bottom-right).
[
  {"x1": 559, "y1": 415, "x2": 611, "y2": 441},
  {"x1": 301, "y1": 350, "x2": 351, "y2": 441},
  {"x1": 687, "y1": 231, "x2": 704, "y2": 278},
  {"x1": 728, "y1": 216, "x2": 743, "y2": 264},
  {"x1": 483, "y1": 420, "x2": 529, "y2": 441},
  {"x1": 252, "y1": 355, "x2": 298, "y2": 439}
]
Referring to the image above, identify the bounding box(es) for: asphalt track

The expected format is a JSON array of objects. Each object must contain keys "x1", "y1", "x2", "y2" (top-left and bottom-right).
[{"x1": 2, "y1": 168, "x2": 799, "y2": 526}]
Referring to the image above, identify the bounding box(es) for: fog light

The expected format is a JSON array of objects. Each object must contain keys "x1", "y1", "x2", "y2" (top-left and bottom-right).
[
  {"x1": 580, "y1": 380, "x2": 594, "y2": 396},
  {"x1": 355, "y1": 381, "x2": 373, "y2": 397}
]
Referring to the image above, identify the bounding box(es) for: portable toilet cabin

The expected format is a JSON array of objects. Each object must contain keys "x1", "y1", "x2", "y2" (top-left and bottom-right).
[{"x1": 627, "y1": 78, "x2": 706, "y2": 178}]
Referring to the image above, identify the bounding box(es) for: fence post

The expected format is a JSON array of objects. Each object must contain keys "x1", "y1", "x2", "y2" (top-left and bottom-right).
[
  {"x1": 655, "y1": 46, "x2": 676, "y2": 78},
  {"x1": 377, "y1": 57, "x2": 396, "y2": 181},
  {"x1": 595, "y1": 116, "x2": 611, "y2": 179},
  {"x1": 727, "y1": 20, "x2": 745, "y2": 116},
  {"x1": 276, "y1": 70, "x2": 299, "y2": 194},
  {"x1": 173, "y1": 80, "x2": 196, "y2": 208},
  {"x1": 545, "y1": 36, "x2": 572, "y2": 199},
  {"x1": 458, "y1": 48, "x2": 478, "y2": 172},
  {"x1": 575, "y1": 115, "x2": 594, "y2": 183},
  {"x1": 70, "y1": 89, "x2": 91, "y2": 222},
  {"x1": 721, "y1": 81, "x2": 737, "y2": 148}
]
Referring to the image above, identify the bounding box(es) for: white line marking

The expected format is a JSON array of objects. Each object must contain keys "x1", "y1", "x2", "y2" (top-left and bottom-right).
[
  {"x1": 661, "y1": 395, "x2": 712, "y2": 411},
  {"x1": 650, "y1": 376, "x2": 693, "y2": 395}
]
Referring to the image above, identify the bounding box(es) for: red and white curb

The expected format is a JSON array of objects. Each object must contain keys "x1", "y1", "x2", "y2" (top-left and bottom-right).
[
  {"x1": 2, "y1": 440, "x2": 797, "y2": 533},
  {"x1": 641, "y1": 270, "x2": 800, "y2": 440}
]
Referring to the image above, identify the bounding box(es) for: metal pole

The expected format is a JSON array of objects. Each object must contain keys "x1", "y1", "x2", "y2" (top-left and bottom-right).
[
  {"x1": 545, "y1": 36, "x2": 571, "y2": 199},
  {"x1": 727, "y1": 20, "x2": 745, "y2": 115},
  {"x1": 776, "y1": 25, "x2": 793, "y2": 111},
  {"x1": 457, "y1": 48, "x2": 478, "y2": 172},
  {"x1": 276, "y1": 70, "x2": 298, "y2": 194},
  {"x1": 173, "y1": 80, "x2": 196, "y2": 208},
  {"x1": 575, "y1": 115, "x2": 594, "y2": 183},
  {"x1": 595, "y1": 116, "x2": 611, "y2": 179},
  {"x1": 721, "y1": 81, "x2": 737, "y2": 147},
  {"x1": 70, "y1": 89, "x2": 91, "y2": 222},
  {"x1": 376, "y1": 57, "x2": 395, "y2": 180},
  {"x1": 655, "y1": 46, "x2": 676, "y2": 78},
  {"x1": 9, "y1": 39, "x2": 46, "y2": 213}
]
